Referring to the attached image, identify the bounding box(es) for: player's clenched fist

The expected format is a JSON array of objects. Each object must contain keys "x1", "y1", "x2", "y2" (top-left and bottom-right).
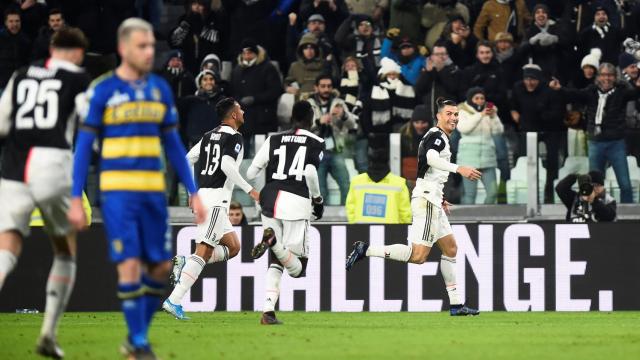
[{"x1": 457, "y1": 166, "x2": 482, "y2": 181}]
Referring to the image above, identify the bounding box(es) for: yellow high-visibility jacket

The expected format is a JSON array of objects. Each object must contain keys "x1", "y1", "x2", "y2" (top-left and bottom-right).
[
  {"x1": 345, "y1": 172, "x2": 412, "y2": 224},
  {"x1": 30, "y1": 192, "x2": 93, "y2": 227}
]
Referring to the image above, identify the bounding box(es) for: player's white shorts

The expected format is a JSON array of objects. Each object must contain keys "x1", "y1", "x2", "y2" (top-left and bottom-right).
[
  {"x1": 196, "y1": 205, "x2": 235, "y2": 246},
  {"x1": 407, "y1": 197, "x2": 452, "y2": 247},
  {"x1": 0, "y1": 148, "x2": 72, "y2": 237},
  {"x1": 261, "y1": 215, "x2": 309, "y2": 258}
]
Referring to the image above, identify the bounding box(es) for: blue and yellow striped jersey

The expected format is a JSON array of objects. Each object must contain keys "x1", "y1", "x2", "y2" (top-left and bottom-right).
[{"x1": 83, "y1": 72, "x2": 177, "y2": 192}]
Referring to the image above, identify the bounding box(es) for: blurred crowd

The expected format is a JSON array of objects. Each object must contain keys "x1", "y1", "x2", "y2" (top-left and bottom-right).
[{"x1": 2, "y1": 0, "x2": 640, "y2": 209}]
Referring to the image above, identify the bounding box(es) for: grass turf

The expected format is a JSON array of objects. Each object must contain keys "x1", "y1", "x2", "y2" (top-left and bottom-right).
[{"x1": 0, "y1": 312, "x2": 639, "y2": 359}]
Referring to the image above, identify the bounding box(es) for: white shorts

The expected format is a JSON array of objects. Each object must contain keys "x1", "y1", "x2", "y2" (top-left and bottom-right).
[
  {"x1": 196, "y1": 206, "x2": 234, "y2": 246},
  {"x1": 407, "y1": 197, "x2": 452, "y2": 247},
  {"x1": 0, "y1": 177, "x2": 71, "y2": 238},
  {"x1": 261, "y1": 215, "x2": 310, "y2": 257}
]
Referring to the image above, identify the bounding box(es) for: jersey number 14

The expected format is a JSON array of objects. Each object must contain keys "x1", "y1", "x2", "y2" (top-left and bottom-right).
[{"x1": 272, "y1": 145, "x2": 306, "y2": 181}]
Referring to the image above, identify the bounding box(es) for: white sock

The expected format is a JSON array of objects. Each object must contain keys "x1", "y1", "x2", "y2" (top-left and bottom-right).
[
  {"x1": 366, "y1": 244, "x2": 412, "y2": 262},
  {"x1": 168, "y1": 255, "x2": 205, "y2": 305},
  {"x1": 441, "y1": 255, "x2": 461, "y2": 305},
  {"x1": 207, "y1": 245, "x2": 230, "y2": 263},
  {"x1": 0, "y1": 249, "x2": 18, "y2": 290},
  {"x1": 269, "y1": 240, "x2": 302, "y2": 277},
  {"x1": 263, "y1": 264, "x2": 283, "y2": 313},
  {"x1": 40, "y1": 255, "x2": 76, "y2": 337}
]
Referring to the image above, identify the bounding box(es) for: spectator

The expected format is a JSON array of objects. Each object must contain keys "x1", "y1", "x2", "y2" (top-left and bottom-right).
[
  {"x1": 305, "y1": 74, "x2": 357, "y2": 204},
  {"x1": 550, "y1": 62, "x2": 640, "y2": 203},
  {"x1": 230, "y1": 38, "x2": 283, "y2": 146},
  {"x1": 157, "y1": 50, "x2": 197, "y2": 100},
  {"x1": 9, "y1": 0, "x2": 46, "y2": 41},
  {"x1": 300, "y1": 0, "x2": 350, "y2": 37},
  {"x1": 399, "y1": 104, "x2": 430, "y2": 189},
  {"x1": 441, "y1": 15, "x2": 478, "y2": 69},
  {"x1": 473, "y1": 0, "x2": 531, "y2": 43},
  {"x1": 619, "y1": 52, "x2": 640, "y2": 164},
  {"x1": 169, "y1": 0, "x2": 226, "y2": 74},
  {"x1": 200, "y1": 53, "x2": 229, "y2": 94},
  {"x1": 361, "y1": 57, "x2": 416, "y2": 134},
  {"x1": 31, "y1": 8, "x2": 65, "y2": 61},
  {"x1": 456, "y1": 87, "x2": 503, "y2": 204},
  {"x1": 555, "y1": 171, "x2": 616, "y2": 222},
  {"x1": 229, "y1": 200, "x2": 249, "y2": 226},
  {"x1": 338, "y1": 56, "x2": 369, "y2": 173},
  {"x1": 284, "y1": 33, "x2": 334, "y2": 99},
  {"x1": 381, "y1": 30, "x2": 426, "y2": 86},
  {"x1": 512, "y1": 64, "x2": 567, "y2": 203},
  {"x1": 388, "y1": 0, "x2": 422, "y2": 44},
  {"x1": 575, "y1": 48, "x2": 601, "y2": 89},
  {"x1": 577, "y1": 5, "x2": 624, "y2": 66},
  {"x1": 459, "y1": 40, "x2": 508, "y2": 110},
  {"x1": 177, "y1": 69, "x2": 226, "y2": 148},
  {"x1": 421, "y1": 0, "x2": 470, "y2": 50},
  {"x1": 494, "y1": 31, "x2": 524, "y2": 90},
  {"x1": 344, "y1": 0, "x2": 388, "y2": 24},
  {"x1": 335, "y1": 13, "x2": 384, "y2": 81},
  {"x1": 523, "y1": 3, "x2": 568, "y2": 81},
  {"x1": 414, "y1": 42, "x2": 461, "y2": 121},
  {"x1": 286, "y1": 13, "x2": 336, "y2": 66},
  {"x1": 345, "y1": 140, "x2": 412, "y2": 224},
  {"x1": 0, "y1": 8, "x2": 30, "y2": 88}
]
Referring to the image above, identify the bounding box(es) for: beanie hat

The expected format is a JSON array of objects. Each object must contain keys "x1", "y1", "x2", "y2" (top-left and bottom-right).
[
  {"x1": 581, "y1": 48, "x2": 602, "y2": 69},
  {"x1": 377, "y1": 57, "x2": 402, "y2": 77},
  {"x1": 195, "y1": 69, "x2": 216, "y2": 88},
  {"x1": 533, "y1": 3, "x2": 549, "y2": 14},
  {"x1": 588, "y1": 170, "x2": 605, "y2": 186},
  {"x1": 465, "y1": 86, "x2": 485, "y2": 102},
  {"x1": 619, "y1": 52, "x2": 636, "y2": 70},
  {"x1": 240, "y1": 38, "x2": 259, "y2": 54},
  {"x1": 411, "y1": 104, "x2": 429, "y2": 122},
  {"x1": 200, "y1": 53, "x2": 221, "y2": 73},
  {"x1": 522, "y1": 63, "x2": 543, "y2": 80}
]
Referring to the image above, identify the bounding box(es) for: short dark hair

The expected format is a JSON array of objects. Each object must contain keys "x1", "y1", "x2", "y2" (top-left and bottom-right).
[
  {"x1": 291, "y1": 101, "x2": 314, "y2": 128},
  {"x1": 50, "y1": 27, "x2": 88, "y2": 50},
  {"x1": 4, "y1": 8, "x2": 20, "y2": 22},
  {"x1": 216, "y1": 97, "x2": 237, "y2": 119},
  {"x1": 229, "y1": 200, "x2": 243, "y2": 210},
  {"x1": 435, "y1": 97, "x2": 457, "y2": 113},
  {"x1": 315, "y1": 73, "x2": 333, "y2": 86},
  {"x1": 476, "y1": 40, "x2": 493, "y2": 52},
  {"x1": 49, "y1": 8, "x2": 62, "y2": 17}
]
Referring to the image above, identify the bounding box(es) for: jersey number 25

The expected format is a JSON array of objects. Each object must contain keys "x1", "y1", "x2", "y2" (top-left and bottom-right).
[{"x1": 15, "y1": 79, "x2": 61, "y2": 130}]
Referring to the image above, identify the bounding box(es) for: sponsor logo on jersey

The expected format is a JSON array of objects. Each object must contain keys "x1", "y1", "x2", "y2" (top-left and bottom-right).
[{"x1": 106, "y1": 91, "x2": 131, "y2": 107}]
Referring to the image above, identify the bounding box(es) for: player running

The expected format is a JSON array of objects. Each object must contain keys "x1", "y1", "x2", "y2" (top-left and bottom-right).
[
  {"x1": 346, "y1": 97, "x2": 482, "y2": 316},
  {"x1": 247, "y1": 101, "x2": 325, "y2": 325},
  {"x1": 67, "y1": 19, "x2": 205, "y2": 359},
  {"x1": 0, "y1": 27, "x2": 90, "y2": 358},
  {"x1": 163, "y1": 97, "x2": 260, "y2": 320}
]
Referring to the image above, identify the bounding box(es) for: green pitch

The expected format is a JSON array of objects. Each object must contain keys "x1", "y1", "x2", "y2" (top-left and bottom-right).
[{"x1": 1, "y1": 312, "x2": 639, "y2": 359}]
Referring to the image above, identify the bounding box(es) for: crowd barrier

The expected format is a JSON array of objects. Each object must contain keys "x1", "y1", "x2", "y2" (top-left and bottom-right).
[{"x1": 1, "y1": 223, "x2": 638, "y2": 312}]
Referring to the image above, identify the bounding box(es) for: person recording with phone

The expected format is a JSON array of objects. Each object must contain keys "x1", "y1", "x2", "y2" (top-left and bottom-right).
[{"x1": 555, "y1": 170, "x2": 616, "y2": 223}]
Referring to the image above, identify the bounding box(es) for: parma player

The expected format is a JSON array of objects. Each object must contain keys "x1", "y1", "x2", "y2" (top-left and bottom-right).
[
  {"x1": 0, "y1": 27, "x2": 90, "y2": 358},
  {"x1": 163, "y1": 97, "x2": 260, "y2": 320},
  {"x1": 247, "y1": 101, "x2": 325, "y2": 325},
  {"x1": 67, "y1": 19, "x2": 205, "y2": 358},
  {"x1": 346, "y1": 98, "x2": 482, "y2": 316}
]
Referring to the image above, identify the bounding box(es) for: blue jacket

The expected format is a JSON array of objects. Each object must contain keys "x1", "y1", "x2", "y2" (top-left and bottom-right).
[{"x1": 380, "y1": 38, "x2": 425, "y2": 86}]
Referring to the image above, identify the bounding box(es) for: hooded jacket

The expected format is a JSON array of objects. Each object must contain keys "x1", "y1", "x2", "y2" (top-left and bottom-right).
[
  {"x1": 304, "y1": 90, "x2": 357, "y2": 153},
  {"x1": 285, "y1": 33, "x2": 333, "y2": 97},
  {"x1": 230, "y1": 46, "x2": 282, "y2": 137},
  {"x1": 473, "y1": 0, "x2": 531, "y2": 43}
]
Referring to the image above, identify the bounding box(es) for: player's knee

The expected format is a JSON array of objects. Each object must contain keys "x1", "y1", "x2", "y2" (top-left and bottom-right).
[
  {"x1": 443, "y1": 243, "x2": 457, "y2": 258},
  {"x1": 292, "y1": 257, "x2": 308, "y2": 278}
]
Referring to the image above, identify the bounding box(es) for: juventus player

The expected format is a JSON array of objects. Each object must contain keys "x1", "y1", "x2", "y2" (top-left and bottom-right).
[
  {"x1": 0, "y1": 28, "x2": 90, "y2": 357},
  {"x1": 346, "y1": 98, "x2": 482, "y2": 316},
  {"x1": 247, "y1": 101, "x2": 325, "y2": 325},
  {"x1": 163, "y1": 98, "x2": 260, "y2": 320}
]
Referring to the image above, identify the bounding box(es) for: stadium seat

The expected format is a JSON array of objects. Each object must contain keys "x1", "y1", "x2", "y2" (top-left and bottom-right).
[
  {"x1": 553, "y1": 156, "x2": 589, "y2": 204},
  {"x1": 604, "y1": 156, "x2": 640, "y2": 203},
  {"x1": 506, "y1": 156, "x2": 547, "y2": 204}
]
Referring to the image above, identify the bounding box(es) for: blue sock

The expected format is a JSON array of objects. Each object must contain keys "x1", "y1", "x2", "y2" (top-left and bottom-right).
[
  {"x1": 141, "y1": 275, "x2": 165, "y2": 330},
  {"x1": 118, "y1": 283, "x2": 147, "y2": 349}
]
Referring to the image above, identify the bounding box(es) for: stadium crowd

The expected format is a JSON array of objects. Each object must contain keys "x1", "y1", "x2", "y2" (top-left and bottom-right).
[{"x1": 1, "y1": 0, "x2": 640, "y2": 212}]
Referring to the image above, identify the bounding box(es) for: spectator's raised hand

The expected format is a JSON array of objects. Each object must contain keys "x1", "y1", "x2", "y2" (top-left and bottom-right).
[
  {"x1": 549, "y1": 78, "x2": 561, "y2": 90},
  {"x1": 387, "y1": 27, "x2": 401, "y2": 39},
  {"x1": 289, "y1": 12, "x2": 297, "y2": 26}
]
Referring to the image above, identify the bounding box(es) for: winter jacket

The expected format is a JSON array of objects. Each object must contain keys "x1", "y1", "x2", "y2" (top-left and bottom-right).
[
  {"x1": 473, "y1": 0, "x2": 531, "y2": 43},
  {"x1": 177, "y1": 90, "x2": 226, "y2": 147},
  {"x1": 559, "y1": 82, "x2": 640, "y2": 141},
  {"x1": 511, "y1": 81, "x2": 566, "y2": 132},
  {"x1": 380, "y1": 38, "x2": 426, "y2": 86},
  {"x1": 388, "y1": 0, "x2": 422, "y2": 44},
  {"x1": 441, "y1": 21, "x2": 479, "y2": 69},
  {"x1": 414, "y1": 62, "x2": 461, "y2": 120},
  {"x1": 285, "y1": 33, "x2": 333, "y2": 97},
  {"x1": 0, "y1": 29, "x2": 31, "y2": 88},
  {"x1": 523, "y1": 19, "x2": 568, "y2": 79},
  {"x1": 361, "y1": 78, "x2": 416, "y2": 133},
  {"x1": 335, "y1": 14, "x2": 383, "y2": 80},
  {"x1": 459, "y1": 60, "x2": 507, "y2": 108},
  {"x1": 577, "y1": 23, "x2": 624, "y2": 66},
  {"x1": 421, "y1": 2, "x2": 470, "y2": 49},
  {"x1": 456, "y1": 102, "x2": 504, "y2": 169},
  {"x1": 230, "y1": 46, "x2": 283, "y2": 137},
  {"x1": 305, "y1": 91, "x2": 357, "y2": 153},
  {"x1": 345, "y1": 172, "x2": 412, "y2": 224},
  {"x1": 169, "y1": 10, "x2": 226, "y2": 74}
]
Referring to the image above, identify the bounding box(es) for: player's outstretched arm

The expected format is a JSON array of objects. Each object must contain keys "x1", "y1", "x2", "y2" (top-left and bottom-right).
[{"x1": 220, "y1": 154, "x2": 258, "y2": 198}]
